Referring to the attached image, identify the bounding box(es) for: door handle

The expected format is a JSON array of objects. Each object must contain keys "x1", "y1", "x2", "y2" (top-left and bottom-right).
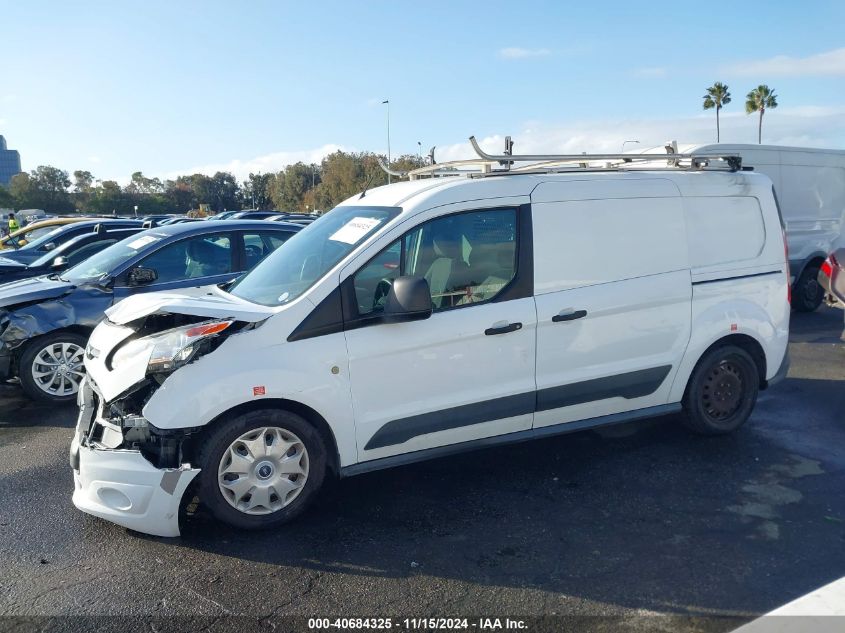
[
  {"x1": 485, "y1": 322, "x2": 523, "y2": 336},
  {"x1": 552, "y1": 309, "x2": 587, "y2": 323}
]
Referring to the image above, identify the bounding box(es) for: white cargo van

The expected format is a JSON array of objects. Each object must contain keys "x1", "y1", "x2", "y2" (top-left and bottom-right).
[
  {"x1": 71, "y1": 146, "x2": 790, "y2": 537},
  {"x1": 639, "y1": 144, "x2": 845, "y2": 312}
]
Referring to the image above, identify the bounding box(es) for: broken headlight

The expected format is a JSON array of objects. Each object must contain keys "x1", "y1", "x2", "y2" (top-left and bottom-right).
[{"x1": 112, "y1": 320, "x2": 233, "y2": 375}]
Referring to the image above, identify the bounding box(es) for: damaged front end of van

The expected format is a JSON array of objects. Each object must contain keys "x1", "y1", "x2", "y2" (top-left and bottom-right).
[{"x1": 70, "y1": 291, "x2": 274, "y2": 537}]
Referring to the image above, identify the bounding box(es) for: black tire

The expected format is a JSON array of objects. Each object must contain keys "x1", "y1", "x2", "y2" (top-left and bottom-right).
[
  {"x1": 18, "y1": 331, "x2": 88, "y2": 404},
  {"x1": 792, "y1": 263, "x2": 824, "y2": 312},
  {"x1": 197, "y1": 409, "x2": 327, "y2": 530},
  {"x1": 681, "y1": 345, "x2": 760, "y2": 435}
]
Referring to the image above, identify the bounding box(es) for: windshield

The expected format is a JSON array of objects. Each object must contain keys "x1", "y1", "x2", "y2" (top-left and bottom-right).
[
  {"x1": 63, "y1": 232, "x2": 166, "y2": 284},
  {"x1": 230, "y1": 206, "x2": 399, "y2": 306}
]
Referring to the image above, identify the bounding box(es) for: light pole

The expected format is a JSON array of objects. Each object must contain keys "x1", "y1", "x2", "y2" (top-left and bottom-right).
[
  {"x1": 382, "y1": 99, "x2": 391, "y2": 184},
  {"x1": 417, "y1": 141, "x2": 422, "y2": 161},
  {"x1": 621, "y1": 140, "x2": 640, "y2": 153}
]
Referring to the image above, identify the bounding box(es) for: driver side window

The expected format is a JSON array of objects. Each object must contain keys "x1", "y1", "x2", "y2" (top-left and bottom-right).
[{"x1": 353, "y1": 208, "x2": 518, "y2": 316}]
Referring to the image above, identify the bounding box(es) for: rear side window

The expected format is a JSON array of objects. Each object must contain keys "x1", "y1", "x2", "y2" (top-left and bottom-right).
[
  {"x1": 242, "y1": 231, "x2": 295, "y2": 270},
  {"x1": 140, "y1": 234, "x2": 232, "y2": 283},
  {"x1": 684, "y1": 197, "x2": 765, "y2": 268}
]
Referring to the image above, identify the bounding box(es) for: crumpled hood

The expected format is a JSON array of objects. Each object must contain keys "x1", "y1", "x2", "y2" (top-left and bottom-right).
[
  {"x1": 88, "y1": 286, "x2": 277, "y2": 402},
  {"x1": 0, "y1": 276, "x2": 73, "y2": 309},
  {"x1": 105, "y1": 285, "x2": 276, "y2": 325}
]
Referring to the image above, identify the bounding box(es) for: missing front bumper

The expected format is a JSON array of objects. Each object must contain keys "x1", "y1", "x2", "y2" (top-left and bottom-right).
[
  {"x1": 70, "y1": 377, "x2": 200, "y2": 538},
  {"x1": 71, "y1": 443, "x2": 199, "y2": 537}
]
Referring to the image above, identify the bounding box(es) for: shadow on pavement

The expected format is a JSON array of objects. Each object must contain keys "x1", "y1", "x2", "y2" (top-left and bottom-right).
[
  {"x1": 174, "y1": 384, "x2": 845, "y2": 616},
  {"x1": 0, "y1": 383, "x2": 76, "y2": 430}
]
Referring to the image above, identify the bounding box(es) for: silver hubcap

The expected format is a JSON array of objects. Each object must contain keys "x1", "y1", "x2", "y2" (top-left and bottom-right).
[
  {"x1": 218, "y1": 426, "x2": 309, "y2": 515},
  {"x1": 31, "y1": 342, "x2": 85, "y2": 397}
]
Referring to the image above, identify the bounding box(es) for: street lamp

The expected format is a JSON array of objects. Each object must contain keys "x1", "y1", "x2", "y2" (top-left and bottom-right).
[
  {"x1": 382, "y1": 99, "x2": 391, "y2": 184},
  {"x1": 417, "y1": 141, "x2": 422, "y2": 160},
  {"x1": 621, "y1": 140, "x2": 640, "y2": 153}
]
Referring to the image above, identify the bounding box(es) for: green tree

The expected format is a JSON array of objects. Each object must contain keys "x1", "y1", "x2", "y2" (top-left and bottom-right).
[
  {"x1": 188, "y1": 173, "x2": 214, "y2": 209},
  {"x1": 33, "y1": 166, "x2": 72, "y2": 212},
  {"x1": 745, "y1": 85, "x2": 778, "y2": 144},
  {"x1": 126, "y1": 171, "x2": 164, "y2": 195},
  {"x1": 8, "y1": 166, "x2": 73, "y2": 213},
  {"x1": 73, "y1": 170, "x2": 94, "y2": 192},
  {"x1": 0, "y1": 185, "x2": 14, "y2": 210},
  {"x1": 702, "y1": 82, "x2": 731, "y2": 142},
  {"x1": 242, "y1": 172, "x2": 275, "y2": 210},
  {"x1": 88, "y1": 180, "x2": 129, "y2": 215},
  {"x1": 163, "y1": 177, "x2": 195, "y2": 213},
  {"x1": 8, "y1": 173, "x2": 34, "y2": 208},
  {"x1": 210, "y1": 172, "x2": 240, "y2": 212},
  {"x1": 73, "y1": 170, "x2": 95, "y2": 212}
]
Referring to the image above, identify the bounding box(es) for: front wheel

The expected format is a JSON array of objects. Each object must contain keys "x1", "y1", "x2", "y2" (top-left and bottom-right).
[
  {"x1": 19, "y1": 332, "x2": 88, "y2": 403},
  {"x1": 681, "y1": 345, "x2": 760, "y2": 435},
  {"x1": 197, "y1": 409, "x2": 327, "y2": 530}
]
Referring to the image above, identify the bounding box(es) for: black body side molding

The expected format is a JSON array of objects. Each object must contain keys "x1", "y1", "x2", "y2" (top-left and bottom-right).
[
  {"x1": 345, "y1": 403, "x2": 682, "y2": 477},
  {"x1": 364, "y1": 365, "x2": 672, "y2": 450}
]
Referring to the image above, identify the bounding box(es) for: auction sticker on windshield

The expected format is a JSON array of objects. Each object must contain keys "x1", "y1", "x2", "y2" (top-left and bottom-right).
[
  {"x1": 126, "y1": 235, "x2": 161, "y2": 250},
  {"x1": 329, "y1": 217, "x2": 382, "y2": 244}
]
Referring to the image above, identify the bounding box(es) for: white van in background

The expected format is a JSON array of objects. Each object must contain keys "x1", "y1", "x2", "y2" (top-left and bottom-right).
[
  {"x1": 70, "y1": 152, "x2": 790, "y2": 537},
  {"x1": 639, "y1": 144, "x2": 845, "y2": 312}
]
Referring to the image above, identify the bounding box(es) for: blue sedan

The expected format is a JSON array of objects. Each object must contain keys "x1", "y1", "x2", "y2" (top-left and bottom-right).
[{"x1": 0, "y1": 220, "x2": 301, "y2": 402}]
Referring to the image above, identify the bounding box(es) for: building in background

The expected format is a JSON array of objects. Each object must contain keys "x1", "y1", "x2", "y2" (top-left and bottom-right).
[{"x1": 0, "y1": 136, "x2": 22, "y2": 187}]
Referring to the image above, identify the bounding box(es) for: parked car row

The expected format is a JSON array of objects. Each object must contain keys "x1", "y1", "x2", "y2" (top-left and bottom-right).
[
  {"x1": 0, "y1": 216, "x2": 91, "y2": 250},
  {"x1": 0, "y1": 220, "x2": 302, "y2": 401}
]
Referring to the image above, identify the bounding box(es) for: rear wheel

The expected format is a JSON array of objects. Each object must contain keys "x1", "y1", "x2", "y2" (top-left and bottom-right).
[
  {"x1": 19, "y1": 332, "x2": 87, "y2": 403},
  {"x1": 197, "y1": 409, "x2": 327, "y2": 530},
  {"x1": 682, "y1": 345, "x2": 759, "y2": 435},
  {"x1": 793, "y1": 263, "x2": 824, "y2": 312}
]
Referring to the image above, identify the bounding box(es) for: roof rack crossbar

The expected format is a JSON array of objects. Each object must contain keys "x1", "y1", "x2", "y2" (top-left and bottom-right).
[
  {"x1": 376, "y1": 137, "x2": 743, "y2": 181},
  {"x1": 468, "y1": 136, "x2": 742, "y2": 170}
]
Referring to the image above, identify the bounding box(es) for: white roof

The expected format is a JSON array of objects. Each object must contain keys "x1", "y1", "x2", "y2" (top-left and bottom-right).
[{"x1": 339, "y1": 168, "x2": 771, "y2": 214}]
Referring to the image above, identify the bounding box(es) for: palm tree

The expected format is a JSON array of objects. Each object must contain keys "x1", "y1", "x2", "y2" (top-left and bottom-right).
[
  {"x1": 702, "y1": 82, "x2": 731, "y2": 142},
  {"x1": 745, "y1": 85, "x2": 778, "y2": 144}
]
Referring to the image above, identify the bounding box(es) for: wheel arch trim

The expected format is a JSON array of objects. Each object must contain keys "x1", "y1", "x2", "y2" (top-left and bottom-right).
[{"x1": 195, "y1": 398, "x2": 342, "y2": 476}]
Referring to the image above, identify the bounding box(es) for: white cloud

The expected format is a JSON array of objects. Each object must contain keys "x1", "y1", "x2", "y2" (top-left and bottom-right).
[
  {"x1": 632, "y1": 67, "x2": 667, "y2": 78},
  {"x1": 431, "y1": 107, "x2": 845, "y2": 162},
  {"x1": 162, "y1": 143, "x2": 349, "y2": 182},
  {"x1": 498, "y1": 47, "x2": 551, "y2": 59},
  {"x1": 724, "y1": 47, "x2": 845, "y2": 77}
]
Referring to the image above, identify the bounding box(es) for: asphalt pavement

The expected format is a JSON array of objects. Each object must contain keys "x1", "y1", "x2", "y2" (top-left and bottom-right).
[{"x1": 0, "y1": 308, "x2": 843, "y2": 632}]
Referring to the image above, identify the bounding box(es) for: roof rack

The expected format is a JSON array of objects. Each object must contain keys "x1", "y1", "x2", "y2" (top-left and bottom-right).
[{"x1": 377, "y1": 136, "x2": 743, "y2": 180}]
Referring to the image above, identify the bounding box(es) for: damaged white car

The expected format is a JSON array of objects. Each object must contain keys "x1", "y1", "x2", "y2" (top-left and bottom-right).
[{"x1": 71, "y1": 154, "x2": 790, "y2": 537}]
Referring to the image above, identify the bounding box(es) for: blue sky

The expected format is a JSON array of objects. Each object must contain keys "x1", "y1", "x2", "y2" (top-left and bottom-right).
[{"x1": 2, "y1": 0, "x2": 845, "y2": 181}]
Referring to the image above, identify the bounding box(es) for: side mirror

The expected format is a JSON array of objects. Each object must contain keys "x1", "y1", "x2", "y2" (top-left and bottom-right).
[
  {"x1": 383, "y1": 276, "x2": 432, "y2": 323},
  {"x1": 51, "y1": 255, "x2": 68, "y2": 269},
  {"x1": 128, "y1": 266, "x2": 158, "y2": 285},
  {"x1": 44, "y1": 242, "x2": 56, "y2": 251}
]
